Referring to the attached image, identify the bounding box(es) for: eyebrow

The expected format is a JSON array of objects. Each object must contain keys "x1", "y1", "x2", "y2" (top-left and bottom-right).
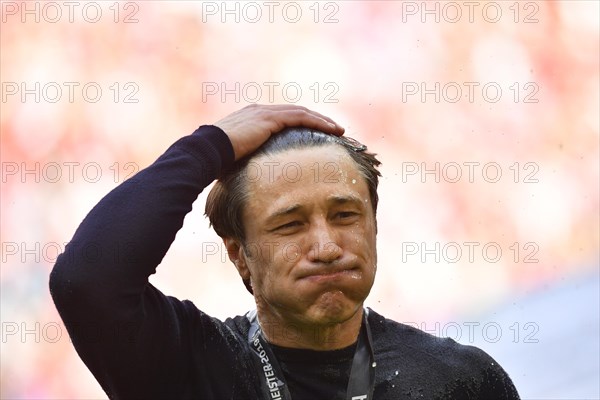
[
  {"x1": 266, "y1": 195, "x2": 365, "y2": 222},
  {"x1": 328, "y1": 194, "x2": 364, "y2": 207},
  {"x1": 266, "y1": 204, "x2": 303, "y2": 222}
]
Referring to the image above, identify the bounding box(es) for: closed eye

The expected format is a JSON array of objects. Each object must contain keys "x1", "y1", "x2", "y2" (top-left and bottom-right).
[
  {"x1": 334, "y1": 211, "x2": 360, "y2": 222},
  {"x1": 275, "y1": 221, "x2": 303, "y2": 231}
]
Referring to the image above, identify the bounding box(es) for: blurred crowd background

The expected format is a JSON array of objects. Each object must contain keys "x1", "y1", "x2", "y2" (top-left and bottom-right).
[{"x1": 1, "y1": 1, "x2": 598, "y2": 398}]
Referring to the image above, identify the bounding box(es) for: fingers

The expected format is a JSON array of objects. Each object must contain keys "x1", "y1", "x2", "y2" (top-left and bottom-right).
[
  {"x1": 213, "y1": 104, "x2": 345, "y2": 161},
  {"x1": 259, "y1": 104, "x2": 345, "y2": 136},
  {"x1": 284, "y1": 110, "x2": 345, "y2": 136}
]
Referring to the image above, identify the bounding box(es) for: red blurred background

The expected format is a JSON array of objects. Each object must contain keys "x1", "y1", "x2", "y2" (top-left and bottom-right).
[{"x1": 1, "y1": 1, "x2": 598, "y2": 398}]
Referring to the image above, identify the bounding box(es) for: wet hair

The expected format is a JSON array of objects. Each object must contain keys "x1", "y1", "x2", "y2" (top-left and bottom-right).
[{"x1": 205, "y1": 127, "x2": 382, "y2": 244}]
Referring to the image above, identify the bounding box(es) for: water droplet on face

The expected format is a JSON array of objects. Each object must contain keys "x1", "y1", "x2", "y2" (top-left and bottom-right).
[{"x1": 351, "y1": 179, "x2": 356, "y2": 184}]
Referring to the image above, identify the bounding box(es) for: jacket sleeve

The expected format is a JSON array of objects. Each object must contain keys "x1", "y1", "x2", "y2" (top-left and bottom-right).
[{"x1": 49, "y1": 125, "x2": 235, "y2": 399}]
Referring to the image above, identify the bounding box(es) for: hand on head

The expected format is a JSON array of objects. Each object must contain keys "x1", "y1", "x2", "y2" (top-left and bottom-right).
[{"x1": 214, "y1": 104, "x2": 345, "y2": 161}]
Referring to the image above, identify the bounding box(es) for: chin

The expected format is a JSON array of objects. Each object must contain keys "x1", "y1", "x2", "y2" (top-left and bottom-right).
[{"x1": 307, "y1": 291, "x2": 363, "y2": 325}]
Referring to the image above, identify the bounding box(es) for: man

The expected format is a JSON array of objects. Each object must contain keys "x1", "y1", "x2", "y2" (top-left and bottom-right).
[{"x1": 50, "y1": 104, "x2": 520, "y2": 399}]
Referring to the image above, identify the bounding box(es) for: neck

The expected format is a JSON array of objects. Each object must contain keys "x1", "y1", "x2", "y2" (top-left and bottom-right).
[{"x1": 256, "y1": 306, "x2": 364, "y2": 351}]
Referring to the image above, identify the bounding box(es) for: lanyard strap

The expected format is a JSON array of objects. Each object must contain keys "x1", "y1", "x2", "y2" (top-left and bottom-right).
[{"x1": 246, "y1": 309, "x2": 376, "y2": 400}]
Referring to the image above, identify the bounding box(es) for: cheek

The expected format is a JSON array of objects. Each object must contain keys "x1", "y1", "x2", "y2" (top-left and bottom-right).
[
  {"x1": 348, "y1": 219, "x2": 376, "y2": 249},
  {"x1": 276, "y1": 242, "x2": 304, "y2": 264},
  {"x1": 244, "y1": 242, "x2": 296, "y2": 288},
  {"x1": 350, "y1": 222, "x2": 377, "y2": 272},
  {"x1": 242, "y1": 243, "x2": 270, "y2": 284}
]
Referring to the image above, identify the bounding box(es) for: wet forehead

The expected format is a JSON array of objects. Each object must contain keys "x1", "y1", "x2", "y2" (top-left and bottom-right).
[
  {"x1": 244, "y1": 146, "x2": 369, "y2": 216},
  {"x1": 248, "y1": 145, "x2": 362, "y2": 188}
]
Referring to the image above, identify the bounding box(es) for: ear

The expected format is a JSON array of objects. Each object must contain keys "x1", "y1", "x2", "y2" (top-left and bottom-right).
[{"x1": 223, "y1": 237, "x2": 251, "y2": 282}]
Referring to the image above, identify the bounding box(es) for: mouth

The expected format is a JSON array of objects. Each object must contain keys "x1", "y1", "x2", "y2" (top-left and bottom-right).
[{"x1": 299, "y1": 267, "x2": 362, "y2": 283}]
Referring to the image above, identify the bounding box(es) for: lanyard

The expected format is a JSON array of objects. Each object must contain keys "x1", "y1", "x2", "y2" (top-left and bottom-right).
[{"x1": 246, "y1": 309, "x2": 376, "y2": 400}]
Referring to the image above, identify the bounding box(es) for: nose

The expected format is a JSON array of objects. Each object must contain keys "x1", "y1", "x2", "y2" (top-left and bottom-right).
[{"x1": 306, "y1": 220, "x2": 343, "y2": 263}]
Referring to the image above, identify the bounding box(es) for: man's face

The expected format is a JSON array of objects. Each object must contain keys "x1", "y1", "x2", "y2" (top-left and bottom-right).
[{"x1": 239, "y1": 145, "x2": 377, "y2": 328}]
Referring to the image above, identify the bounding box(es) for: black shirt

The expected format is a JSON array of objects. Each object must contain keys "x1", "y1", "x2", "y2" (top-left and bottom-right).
[
  {"x1": 271, "y1": 340, "x2": 356, "y2": 399},
  {"x1": 49, "y1": 125, "x2": 520, "y2": 399}
]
